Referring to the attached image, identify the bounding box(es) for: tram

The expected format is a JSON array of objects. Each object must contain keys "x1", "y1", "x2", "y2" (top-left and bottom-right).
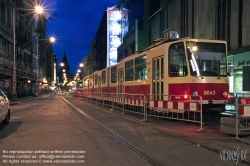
[
  {"x1": 81, "y1": 30, "x2": 229, "y2": 112},
  {"x1": 74, "y1": 80, "x2": 83, "y2": 96}
]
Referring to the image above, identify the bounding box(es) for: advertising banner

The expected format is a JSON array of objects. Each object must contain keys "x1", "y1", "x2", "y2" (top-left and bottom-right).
[{"x1": 107, "y1": 5, "x2": 121, "y2": 67}]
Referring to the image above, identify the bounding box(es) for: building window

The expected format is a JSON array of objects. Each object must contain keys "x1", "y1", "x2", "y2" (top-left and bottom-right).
[
  {"x1": 8, "y1": 42, "x2": 11, "y2": 58},
  {"x1": 0, "y1": 38, "x2": 2, "y2": 54},
  {"x1": 1, "y1": 1, "x2": 6, "y2": 24},
  {"x1": 131, "y1": 42, "x2": 135, "y2": 54},
  {"x1": 149, "y1": 0, "x2": 160, "y2": 15},
  {"x1": 2, "y1": 38, "x2": 8, "y2": 57}
]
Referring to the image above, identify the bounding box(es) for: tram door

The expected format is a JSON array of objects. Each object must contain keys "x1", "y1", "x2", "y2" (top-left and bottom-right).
[
  {"x1": 152, "y1": 56, "x2": 164, "y2": 100},
  {"x1": 118, "y1": 69, "x2": 124, "y2": 97}
]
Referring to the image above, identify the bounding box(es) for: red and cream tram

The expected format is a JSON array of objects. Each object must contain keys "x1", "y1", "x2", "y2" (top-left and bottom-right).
[
  {"x1": 75, "y1": 80, "x2": 83, "y2": 96},
  {"x1": 82, "y1": 30, "x2": 229, "y2": 112}
]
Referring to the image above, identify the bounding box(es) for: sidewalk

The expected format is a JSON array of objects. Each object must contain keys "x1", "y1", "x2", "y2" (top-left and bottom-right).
[
  {"x1": 9, "y1": 92, "x2": 62, "y2": 106},
  {"x1": 9, "y1": 95, "x2": 37, "y2": 106}
]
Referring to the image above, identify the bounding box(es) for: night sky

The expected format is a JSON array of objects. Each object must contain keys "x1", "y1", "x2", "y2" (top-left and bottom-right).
[{"x1": 43, "y1": 0, "x2": 120, "y2": 74}]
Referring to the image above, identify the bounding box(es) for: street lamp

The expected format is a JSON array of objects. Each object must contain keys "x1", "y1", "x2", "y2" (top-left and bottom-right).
[
  {"x1": 49, "y1": 36, "x2": 56, "y2": 43},
  {"x1": 12, "y1": 4, "x2": 44, "y2": 100},
  {"x1": 35, "y1": 36, "x2": 56, "y2": 97},
  {"x1": 12, "y1": 7, "x2": 17, "y2": 100},
  {"x1": 78, "y1": 63, "x2": 84, "y2": 79},
  {"x1": 35, "y1": 5, "x2": 44, "y2": 14},
  {"x1": 60, "y1": 62, "x2": 65, "y2": 67},
  {"x1": 34, "y1": 5, "x2": 46, "y2": 97}
]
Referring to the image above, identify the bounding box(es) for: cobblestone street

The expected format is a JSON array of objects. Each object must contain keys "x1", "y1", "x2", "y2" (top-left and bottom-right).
[{"x1": 11, "y1": 96, "x2": 74, "y2": 116}]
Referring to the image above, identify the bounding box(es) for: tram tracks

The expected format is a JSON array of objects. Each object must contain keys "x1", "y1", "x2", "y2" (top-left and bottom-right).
[
  {"x1": 63, "y1": 96, "x2": 250, "y2": 165},
  {"x1": 62, "y1": 97, "x2": 163, "y2": 166}
]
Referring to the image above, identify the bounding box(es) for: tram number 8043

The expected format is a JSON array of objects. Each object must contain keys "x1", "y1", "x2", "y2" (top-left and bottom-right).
[{"x1": 204, "y1": 90, "x2": 216, "y2": 95}]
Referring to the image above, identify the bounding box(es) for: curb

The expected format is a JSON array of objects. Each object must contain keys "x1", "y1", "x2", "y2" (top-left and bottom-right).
[{"x1": 10, "y1": 98, "x2": 38, "y2": 106}]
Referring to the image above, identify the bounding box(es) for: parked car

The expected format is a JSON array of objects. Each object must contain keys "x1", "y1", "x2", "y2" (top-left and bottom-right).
[{"x1": 0, "y1": 89, "x2": 10, "y2": 125}]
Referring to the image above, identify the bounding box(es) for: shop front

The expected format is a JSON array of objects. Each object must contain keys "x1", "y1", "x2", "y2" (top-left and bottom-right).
[{"x1": 228, "y1": 50, "x2": 250, "y2": 96}]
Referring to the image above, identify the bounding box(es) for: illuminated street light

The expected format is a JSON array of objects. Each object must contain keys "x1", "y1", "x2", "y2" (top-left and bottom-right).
[
  {"x1": 77, "y1": 69, "x2": 81, "y2": 73},
  {"x1": 60, "y1": 63, "x2": 65, "y2": 67},
  {"x1": 35, "y1": 5, "x2": 44, "y2": 14},
  {"x1": 49, "y1": 36, "x2": 56, "y2": 43},
  {"x1": 80, "y1": 63, "x2": 84, "y2": 67}
]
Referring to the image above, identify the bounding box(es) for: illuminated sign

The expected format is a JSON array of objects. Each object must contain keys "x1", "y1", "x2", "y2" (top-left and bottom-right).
[
  {"x1": 238, "y1": 60, "x2": 250, "y2": 67},
  {"x1": 121, "y1": 8, "x2": 128, "y2": 38},
  {"x1": 107, "y1": 5, "x2": 121, "y2": 68}
]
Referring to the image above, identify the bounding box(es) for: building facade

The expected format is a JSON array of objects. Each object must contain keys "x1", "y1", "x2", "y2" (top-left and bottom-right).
[
  {"x1": 0, "y1": 0, "x2": 55, "y2": 98},
  {"x1": 85, "y1": 11, "x2": 108, "y2": 76},
  {"x1": 86, "y1": 37, "x2": 98, "y2": 75},
  {"x1": 117, "y1": 0, "x2": 250, "y2": 95}
]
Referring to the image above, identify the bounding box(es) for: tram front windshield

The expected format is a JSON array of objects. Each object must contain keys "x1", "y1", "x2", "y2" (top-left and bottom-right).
[
  {"x1": 77, "y1": 81, "x2": 83, "y2": 88},
  {"x1": 186, "y1": 42, "x2": 227, "y2": 77}
]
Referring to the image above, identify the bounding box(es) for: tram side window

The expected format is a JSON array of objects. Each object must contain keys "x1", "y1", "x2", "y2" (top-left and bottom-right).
[
  {"x1": 135, "y1": 55, "x2": 147, "y2": 80},
  {"x1": 84, "y1": 79, "x2": 88, "y2": 87},
  {"x1": 89, "y1": 76, "x2": 93, "y2": 86},
  {"x1": 168, "y1": 42, "x2": 187, "y2": 77},
  {"x1": 102, "y1": 70, "x2": 106, "y2": 85},
  {"x1": 111, "y1": 66, "x2": 117, "y2": 83},
  {"x1": 125, "y1": 60, "x2": 134, "y2": 81},
  {"x1": 95, "y1": 74, "x2": 98, "y2": 85},
  {"x1": 161, "y1": 57, "x2": 164, "y2": 79},
  {"x1": 77, "y1": 82, "x2": 83, "y2": 88}
]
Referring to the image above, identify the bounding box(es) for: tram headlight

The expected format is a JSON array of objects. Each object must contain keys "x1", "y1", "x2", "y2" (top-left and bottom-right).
[
  {"x1": 222, "y1": 91, "x2": 228, "y2": 97},
  {"x1": 193, "y1": 91, "x2": 198, "y2": 97},
  {"x1": 191, "y1": 45, "x2": 198, "y2": 52}
]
